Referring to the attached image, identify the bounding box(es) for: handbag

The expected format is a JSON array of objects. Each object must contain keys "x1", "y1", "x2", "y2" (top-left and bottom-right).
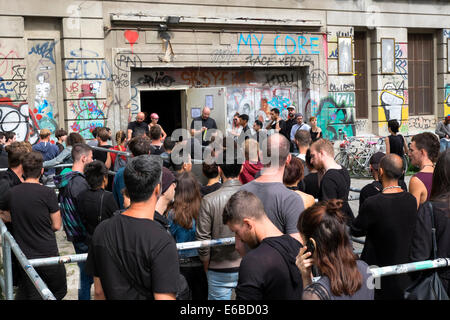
[{"x1": 404, "y1": 202, "x2": 449, "y2": 300}]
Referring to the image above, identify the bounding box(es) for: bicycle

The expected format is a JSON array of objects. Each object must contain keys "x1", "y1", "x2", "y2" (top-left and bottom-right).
[{"x1": 335, "y1": 136, "x2": 385, "y2": 178}]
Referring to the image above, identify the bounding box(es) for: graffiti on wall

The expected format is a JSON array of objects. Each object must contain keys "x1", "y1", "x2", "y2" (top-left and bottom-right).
[
  {"x1": 408, "y1": 116, "x2": 436, "y2": 130},
  {"x1": 28, "y1": 40, "x2": 61, "y2": 142},
  {"x1": 314, "y1": 95, "x2": 356, "y2": 140},
  {"x1": 68, "y1": 84, "x2": 110, "y2": 139},
  {"x1": 226, "y1": 87, "x2": 296, "y2": 130},
  {"x1": 0, "y1": 98, "x2": 39, "y2": 144},
  {"x1": 445, "y1": 84, "x2": 450, "y2": 116},
  {"x1": 65, "y1": 49, "x2": 113, "y2": 80},
  {"x1": 237, "y1": 33, "x2": 321, "y2": 57}
]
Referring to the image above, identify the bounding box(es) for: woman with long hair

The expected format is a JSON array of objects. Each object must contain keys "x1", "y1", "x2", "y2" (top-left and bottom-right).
[
  {"x1": 296, "y1": 199, "x2": 374, "y2": 300},
  {"x1": 283, "y1": 156, "x2": 315, "y2": 209},
  {"x1": 167, "y1": 171, "x2": 207, "y2": 300},
  {"x1": 109, "y1": 130, "x2": 127, "y2": 171},
  {"x1": 410, "y1": 149, "x2": 450, "y2": 295}
]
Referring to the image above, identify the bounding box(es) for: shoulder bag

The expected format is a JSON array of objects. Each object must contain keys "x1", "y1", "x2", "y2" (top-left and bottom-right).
[{"x1": 404, "y1": 202, "x2": 449, "y2": 300}]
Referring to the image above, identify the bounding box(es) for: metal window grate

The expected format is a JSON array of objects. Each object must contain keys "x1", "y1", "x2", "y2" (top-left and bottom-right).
[
  {"x1": 408, "y1": 33, "x2": 434, "y2": 115},
  {"x1": 354, "y1": 31, "x2": 368, "y2": 119}
]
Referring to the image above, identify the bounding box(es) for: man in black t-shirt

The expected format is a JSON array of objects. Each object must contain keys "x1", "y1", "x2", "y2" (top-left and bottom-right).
[
  {"x1": 7, "y1": 152, "x2": 66, "y2": 300},
  {"x1": 190, "y1": 107, "x2": 217, "y2": 146},
  {"x1": 86, "y1": 155, "x2": 180, "y2": 300},
  {"x1": 92, "y1": 127, "x2": 113, "y2": 165},
  {"x1": 310, "y1": 139, "x2": 354, "y2": 224},
  {"x1": 223, "y1": 190, "x2": 303, "y2": 300},
  {"x1": 351, "y1": 154, "x2": 417, "y2": 300},
  {"x1": 127, "y1": 112, "x2": 149, "y2": 140}
]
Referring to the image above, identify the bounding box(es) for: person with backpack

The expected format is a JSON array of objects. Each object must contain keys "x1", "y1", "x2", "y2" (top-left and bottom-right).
[
  {"x1": 53, "y1": 143, "x2": 93, "y2": 300},
  {"x1": 110, "y1": 130, "x2": 128, "y2": 172},
  {"x1": 78, "y1": 160, "x2": 119, "y2": 248}
]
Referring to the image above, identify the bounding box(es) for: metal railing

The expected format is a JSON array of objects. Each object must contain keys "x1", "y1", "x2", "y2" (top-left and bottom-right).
[
  {"x1": 0, "y1": 220, "x2": 57, "y2": 300},
  {"x1": 1, "y1": 215, "x2": 449, "y2": 300}
]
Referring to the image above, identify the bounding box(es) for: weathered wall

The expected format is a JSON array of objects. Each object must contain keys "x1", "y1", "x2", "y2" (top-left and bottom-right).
[{"x1": 0, "y1": 0, "x2": 449, "y2": 143}]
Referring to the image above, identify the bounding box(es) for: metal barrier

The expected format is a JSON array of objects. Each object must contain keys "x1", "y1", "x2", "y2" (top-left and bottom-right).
[
  {"x1": 1, "y1": 216, "x2": 449, "y2": 300},
  {"x1": 0, "y1": 220, "x2": 56, "y2": 300}
]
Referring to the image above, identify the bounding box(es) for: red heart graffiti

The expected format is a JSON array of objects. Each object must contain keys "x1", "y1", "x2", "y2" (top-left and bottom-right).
[
  {"x1": 36, "y1": 114, "x2": 42, "y2": 120},
  {"x1": 124, "y1": 30, "x2": 139, "y2": 52}
]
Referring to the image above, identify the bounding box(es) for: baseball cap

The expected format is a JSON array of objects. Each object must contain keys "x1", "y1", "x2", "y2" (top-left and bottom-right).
[
  {"x1": 369, "y1": 152, "x2": 385, "y2": 170},
  {"x1": 151, "y1": 113, "x2": 159, "y2": 119},
  {"x1": 161, "y1": 167, "x2": 176, "y2": 194},
  {"x1": 287, "y1": 106, "x2": 295, "y2": 110}
]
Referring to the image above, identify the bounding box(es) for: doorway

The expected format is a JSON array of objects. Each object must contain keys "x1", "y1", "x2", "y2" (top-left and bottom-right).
[{"x1": 140, "y1": 90, "x2": 183, "y2": 137}]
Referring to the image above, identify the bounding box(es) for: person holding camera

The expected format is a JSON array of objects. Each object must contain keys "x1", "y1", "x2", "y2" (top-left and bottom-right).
[{"x1": 296, "y1": 199, "x2": 374, "y2": 300}]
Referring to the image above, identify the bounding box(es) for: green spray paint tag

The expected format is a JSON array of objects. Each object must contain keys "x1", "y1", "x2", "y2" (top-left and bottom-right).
[{"x1": 415, "y1": 261, "x2": 434, "y2": 271}]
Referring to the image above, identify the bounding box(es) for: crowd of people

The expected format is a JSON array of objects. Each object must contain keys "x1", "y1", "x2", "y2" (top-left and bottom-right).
[{"x1": 0, "y1": 109, "x2": 449, "y2": 301}]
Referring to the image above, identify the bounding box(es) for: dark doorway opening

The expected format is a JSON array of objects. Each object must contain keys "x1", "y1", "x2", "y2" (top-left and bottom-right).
[{"x1": 140, "y1": 90, "x2": 183, "y2": 137}]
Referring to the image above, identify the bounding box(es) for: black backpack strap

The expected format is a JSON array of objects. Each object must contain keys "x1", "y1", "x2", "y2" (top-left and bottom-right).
[{"x1": 427, "y1": 202, "x2": 438, "y2": 260}]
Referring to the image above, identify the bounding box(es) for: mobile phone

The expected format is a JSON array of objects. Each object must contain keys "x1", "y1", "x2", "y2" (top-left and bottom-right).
[{"x1": 305, "y1": 239, "x2": 315, "y2": 256}]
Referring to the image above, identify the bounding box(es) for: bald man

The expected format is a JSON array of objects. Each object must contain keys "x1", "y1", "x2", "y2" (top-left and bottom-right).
[
  {"x1": 351, "y1": 153, "x2": 417, "y2": 300},
  {"x1": 190, "y1": 107, "x2": 217, "y2": 146},
  {"x1": 240, "y1": 133, "x2": 304, "y2": 242},
  {"x1": 127, "y1": 112, "x2": 149, "y2": 141}
]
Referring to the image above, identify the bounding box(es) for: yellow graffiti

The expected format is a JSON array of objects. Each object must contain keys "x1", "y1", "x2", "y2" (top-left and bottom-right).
[
  {"x1": 378, "y1": 90, "x2": 408, "y2": 130},
  {"x1": 445, "y1": 93, "x2": 450, "y2": 116}
]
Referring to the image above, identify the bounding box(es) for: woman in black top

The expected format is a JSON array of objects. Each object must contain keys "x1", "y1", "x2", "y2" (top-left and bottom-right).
[
  {"x1": 410, "y1": 149, "x2": 450, "y2": 296},
  {"x1": 296, "y1": 200, "x2": 374, "y2": 300},
  {"x1": 309, "y1": 116, "x2": 323, "y2": 142},
  {"x1": 385, "y1": 119, "x2": 408, "y2": 158}
]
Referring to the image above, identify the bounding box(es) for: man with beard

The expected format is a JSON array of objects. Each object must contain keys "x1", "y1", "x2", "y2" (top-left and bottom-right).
[{"x1": 309, "y1": 139, "x2": 354, "y2": 225}]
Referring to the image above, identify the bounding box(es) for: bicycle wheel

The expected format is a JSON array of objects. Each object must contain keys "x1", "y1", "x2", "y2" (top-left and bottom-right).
[{"x1": 335, "y1": 151, "x2": 349, "y2": 169}]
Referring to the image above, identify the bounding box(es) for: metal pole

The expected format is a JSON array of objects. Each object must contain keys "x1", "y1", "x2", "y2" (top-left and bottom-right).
[
  {"x1": 29, "y1": 237, "x2": 237, "y2": 267},
  {"x1": 2, "y1": 231, "x2": 56, "y2": 300},
  {"x1": 1, "y1": 223, "x2": 13, "y2": 300},
  {"x1": 91, "y1": 146, "x2": 131, "y2": 157},
  {"x1": 369, "y1": 258, "x2": 450, "y2": 278},
  {"x1": 29, "y1": 253, "x2": 88, "y2": 268}
]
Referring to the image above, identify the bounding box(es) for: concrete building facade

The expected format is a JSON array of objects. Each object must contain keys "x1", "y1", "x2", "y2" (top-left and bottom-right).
[{"x1": 0, "y1": 0, "x2": 449, "y2": 143}]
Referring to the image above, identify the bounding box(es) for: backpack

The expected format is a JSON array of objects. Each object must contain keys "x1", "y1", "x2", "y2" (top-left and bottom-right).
[
  {"x1": 57, "y1": 172, "x2": 88, "y2": 242},
  {"x1": 113, "y1": 154, "x2": 128, "y2": 172}
]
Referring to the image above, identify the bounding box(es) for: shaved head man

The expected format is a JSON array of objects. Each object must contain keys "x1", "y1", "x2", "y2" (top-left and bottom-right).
[
  {"x1": 190, "y1": 106, "x2": 217, "y2": 146},
  {"x1": 127, "y1": 112, "x2": 149, "y2": 141},
  {"x1": 351, "y1": 152, "x2": 418, "y2": 300},
  {"x1": 240, "y1": 133, "x2": 304, "y2": 243}
]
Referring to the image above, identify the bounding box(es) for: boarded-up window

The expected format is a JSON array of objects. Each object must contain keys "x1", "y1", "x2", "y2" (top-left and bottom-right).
[
  {"x1": 354, "y1": 32, "x2": 368, "y2": 118},
  {"x1": 408, "y1": 33, "x2": 433, "y2": 115}
]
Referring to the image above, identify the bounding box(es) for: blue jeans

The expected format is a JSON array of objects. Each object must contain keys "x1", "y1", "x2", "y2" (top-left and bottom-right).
[
  {"x1": 73, "y1": 242, "x2": 93, "y2": 300},
  {"x1": 440, "y1": 138, "x2": 450, "y2": 152},
  {"x1": 207, "y1": 270, "x2": 238, "y2": 300}
]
